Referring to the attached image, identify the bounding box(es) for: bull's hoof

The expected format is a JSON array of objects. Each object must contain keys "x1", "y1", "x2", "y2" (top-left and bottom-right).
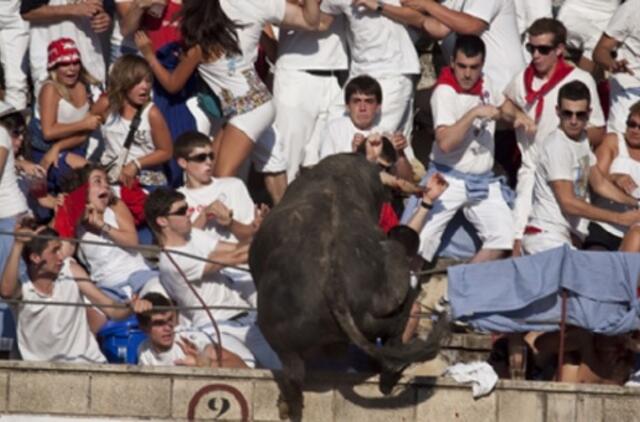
[
  {"x1": 277, "y1": 395, "x2": 303, "y2": 421},
  {"x1": 277, "y1": 399, "x2": 290, "y2": 420}
]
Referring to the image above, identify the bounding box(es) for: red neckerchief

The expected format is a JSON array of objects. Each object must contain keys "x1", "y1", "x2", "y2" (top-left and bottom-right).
[
  {"x1": 524, "y1": 57, "x2": 574, "y2": 121},
  {"x1": 436, "y1": 66, "x2": 484, "y2": 96}
]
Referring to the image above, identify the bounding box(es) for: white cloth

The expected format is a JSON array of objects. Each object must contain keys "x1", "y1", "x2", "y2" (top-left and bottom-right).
[
  {"x1": 158, "y1": 229, "x2": 251, "y2": 327},
  {"x1": 604, "y1": 0, "x2": 640, "y2": 89},
  {"x1": 28, "y1": 0, "x2": 106, "y2": 97},
  {"x1": 528, "y1": 129, "x2": 596, "y2": 238},
  {"x1": 178, "y1": 177, "x2": 255, "y2": 243},
  {"x1": 513, "y1": 0, "x2": 551, "y2": 36},
  {"x1": 78, "y1": 207, "x2": 154, "y2": 295},
  {"x1": 442, "y1": 0, "x2": 525, "y2": 92},
  {"x1": 558, "y1": 0, "x2": 620, "y2": 57},
  {"x1": 100, "y1": 103, "x2": 156, "y2": 166},
  {"x1": 414, "y1": 175, "x2": 514, "y2": 261},
  {"x1": 0, "y1": 0, "x2": 29, "y2": 109},
  {"x1": 321, "y1": 0, "x2": 420, "y2": 78},
  {"x1": 37, "y1": 86, "x2": 90, "y2": 123},
  {"x1": 504, "y1": 65, "x2": 604, "y2": 238},
  {"x1": 445, "y1": 361, "x2": 498, "y2": 398},
  {"x1": 430, "y1": 79, "x2": 503, "y2": 174},
  {"x1": 375, "y1": 74, "x2": 417, "y2": 156},
  {"x1": 275, "y1": 15, "x2": 349, "y2": 71},
  {"x1": 318, "y1": 115, "x2": 373, "y2": 161},
  {"x1": 17, "y1": 259, "x2": 107, "y2": 363},
  {"x1": 0, "y1": 127, "x2": 28, "y2": 219},
  {"x1": 138, "y1": 325, "x2": 256, "y2": 368}
]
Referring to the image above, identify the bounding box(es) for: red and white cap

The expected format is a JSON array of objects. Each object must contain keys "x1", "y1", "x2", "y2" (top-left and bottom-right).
[{"x1": 47, "y1": 38, "x2": 81, "y2": 70}]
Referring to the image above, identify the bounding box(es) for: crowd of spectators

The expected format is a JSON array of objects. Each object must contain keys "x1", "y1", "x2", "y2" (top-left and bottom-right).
[{"x1": 0, "y1": 0, "x2": 638, "y2": 384}]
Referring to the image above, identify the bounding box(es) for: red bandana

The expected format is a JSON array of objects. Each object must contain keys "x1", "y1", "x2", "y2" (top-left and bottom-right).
[
  {"x1": 47, "y1": 38, "x2": 81, "y2": 70},
  {"x1": 524, "y1": 57, "x2": 574, "y2": 121},
  {"x1": 54, "y1": 183, "x2": 88, "y2": 238},
  {"x1": 436, "y1": 66, "x2": 484, "y2": 97}
]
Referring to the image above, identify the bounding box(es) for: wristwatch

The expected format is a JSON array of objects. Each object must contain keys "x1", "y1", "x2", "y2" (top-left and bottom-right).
[
  {"x1": 420, "y1": 200, "x2": 433, "y2": 210},
  {"x1": 376, "y1": 0, "x2": 384, "y2": 13}
]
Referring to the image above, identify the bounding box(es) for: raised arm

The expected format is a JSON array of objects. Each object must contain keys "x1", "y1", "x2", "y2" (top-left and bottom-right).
[
  {"x1": 0, "y1": 228, "x2": 32, "y2": 300},
  {"x1": 401, "y1": 0, "x2": 488, "y2": 35},
  {"x1": 406, "y1": 173, "x2": 449, "y2": 232},
  {"x1": 116, "y1": 0, "x2": 166, "y2": 37},
  {"x1": 281, "y1": 0, "x2": 334, "y2": 31},
  {"x1": 353, "y1": 0, "x2": 426, "y2": 29},
  {"x1": 203, "y1": 241, "x2": 249, "y2": 275}
]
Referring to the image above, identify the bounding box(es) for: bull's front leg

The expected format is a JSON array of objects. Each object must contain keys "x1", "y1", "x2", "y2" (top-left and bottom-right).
[{"x1": 275, "y1": 351, "x2": 305, "y2": 421}]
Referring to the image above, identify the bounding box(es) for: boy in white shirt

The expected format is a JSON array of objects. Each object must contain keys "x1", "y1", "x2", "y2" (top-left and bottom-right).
[
  {"x1": 0, "y1": 225, "x2": 149, "y2": 363},
  {"x1": 522, "y1": 81, "x2": 640, "y2": 254},
  {"x1": 144, "y1": 188, "x2": 281, "y2": 369},
  {"x1": 137, "y1": 292, "x2": 253, "y2": 368}
]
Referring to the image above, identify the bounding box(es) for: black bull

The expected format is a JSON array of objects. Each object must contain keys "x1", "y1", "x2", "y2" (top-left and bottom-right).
[{"x1": 249, "y1": 154, "x2": 445, "y2": 419}]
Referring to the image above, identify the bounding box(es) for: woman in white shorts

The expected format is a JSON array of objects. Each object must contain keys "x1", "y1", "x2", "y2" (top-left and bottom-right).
[{"x1": 134, "y1": 0, "x2": 321, "y2": 202}]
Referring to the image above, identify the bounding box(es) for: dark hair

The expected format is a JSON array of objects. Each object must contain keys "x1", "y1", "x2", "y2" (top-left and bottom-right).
[
  {"x1": 174, "y1": 131, "x2": 211, "y2": 160},
  {"x1": 528, "y1": 18, "x2": 567, "y2": 46},
  {"x1": 0, "y1": 112, "x2": 29, "y2": 159},
  {"x1": 22, "y1": 227, "x2": 59, "y2": 266},
  {"x1": 557, "y1": 80, "x2": 591, "y2": 107},
  {"x1": 452, "y1": 34, "x2": 486, "y2": 62},
  {"x1": 344, "y1": 75, "x2": 382, "y2": 104},
  {"x1": 628, "y1": 101, "x2": 640, "y2": 120},
  {"x1": 144, "y1": 188, "x2": 186, "y2": 239},
  {"x1": 136, "y1": 292, "x2": 174, "y2": 327},
  {"x1": 180, "y1": 0, "x2": 242, "y2": 59},
  {"x1": 60, "y1": 162, "x2": 109, "y2": 194},
  {"x1": 388, "y1": 225, "x2": 420, "y2": 258}
]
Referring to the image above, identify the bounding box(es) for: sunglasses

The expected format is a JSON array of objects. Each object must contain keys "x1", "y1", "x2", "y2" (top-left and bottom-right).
[
  {"x1": 559, "y1": 109, "x2": 589, "y2": 121},
  {"x1": 627, "y1": 120, "x2": 640, "y2": 130},
  {"x1": 525, "y1": 43, "x2": 556, "y2": 55},
  {"x1": 150, "y1": 317, "x2": 174, "y2": 328},
  {"x1": 166, "y1": 205, "x2": 189, "y2": 217},
  {"x1": 186, "y1": 152, "x2": 215, "y2": 163},
  {"x1": 11, "y1": 127, "x2": 26, "y2": 138}
]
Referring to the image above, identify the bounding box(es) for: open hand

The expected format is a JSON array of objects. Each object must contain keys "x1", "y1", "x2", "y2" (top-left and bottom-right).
[
  {"x1": 134, "y1": 31, "x2": 155, "y2": 59},
  {"x1": 423, "y1": 172, "x2": 448, "y2": 202}
]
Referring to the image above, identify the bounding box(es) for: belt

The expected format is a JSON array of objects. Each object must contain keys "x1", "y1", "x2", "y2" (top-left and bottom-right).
[
  {"x1": 304, "y1": 69, "x2": 347, "y2": 78},
  {"x1": 524, "y1": 225, "x2": 543, "y2": 235}
]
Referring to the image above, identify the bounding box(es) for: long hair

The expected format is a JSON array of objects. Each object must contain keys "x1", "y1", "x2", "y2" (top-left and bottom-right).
[
  {"x1": 47, "y1": 66, "x2": 100, "y2": 103},
  {"x1": 180, "y1": 0, "x2": 242, "y2": 60},
  {"x1": 107, "y1": 54, "x2": 153, "y2": 114}
]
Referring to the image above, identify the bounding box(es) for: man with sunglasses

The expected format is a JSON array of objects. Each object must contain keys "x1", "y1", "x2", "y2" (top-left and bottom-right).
[
  {"x1": 522, "y1": 81, "x2": 640, "y2": 255},
  {"x1": 502, "y1": 18, "x2": 606, "y2": 254},
  {"x1": 145, "y1": 188, "x2": 281, "y2": 370}
]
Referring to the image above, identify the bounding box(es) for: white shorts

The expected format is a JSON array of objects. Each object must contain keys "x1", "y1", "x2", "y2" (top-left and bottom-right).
[
  {"x1": 521, "y1": 230, "x2": 572, "y2": 255},
  {"x1": 415, "y1": 175, "x2": 514, "y2": 261},
  {"x1": 228, "y1": 101, "x2": 287, "y2": 173}
]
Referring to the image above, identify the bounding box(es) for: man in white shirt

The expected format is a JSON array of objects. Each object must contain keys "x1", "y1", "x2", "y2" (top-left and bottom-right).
[
  {"x1": 299, "y1": 0, "x2": 424, "y2": 157},
  {"x1": 522, "y1": 81, "x2": 640, "y2": 254},
  {"x1": 593, "y1": 0, "x2": 640, "y2": 135},
  {"x1": 0, "y1": 226, "x2": 147, "y2": 363},
  {"x1": 20, "y1": 0, "x2": 111, "y2": 97},
  {"x1": 402, "y1": 0, "x2": 525, "y2": 93},
  {"x1": 502, "y1": 18, "x2": 606, "y2": 253},
  {"x1": 407, "y1": 35, "x2": 517, "y2": 263},
  {"x1": 137, "y1": 292, "x2": 252, "y2": 368},
  {"x1": 274, "y1": 9, "x2": 349, "y2": 181},
  {"x1": 0, "y1": 0, "x2": 30, "y2": 109},
  {"x1": 144, "y1": 188, "x2": 281, "y2": 369}
]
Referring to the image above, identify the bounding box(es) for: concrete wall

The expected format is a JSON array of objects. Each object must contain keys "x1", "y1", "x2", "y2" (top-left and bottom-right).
[{"x1": 0, "y1": 360, "x2": 638, "y2": 421}]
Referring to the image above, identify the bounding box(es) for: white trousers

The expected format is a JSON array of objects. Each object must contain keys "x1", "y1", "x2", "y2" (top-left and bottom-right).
[
  {"x1": 0, "y1": 25, "x2": 29, "y2": 109},
  {"x1": 608, "y1": 78, "x2": 640, "y2": 135},
  {"x1": 376, "y1": 74, "x2": 417, "y2": 160},
  {"x1": 273, "y1": 68, "x2": 344, "y2": 181},
  {"x1": 415, "y1": 175, "x2": 514, "y2": 261},
  {"x1": 522, "y1": 230, "x2": 572, "y2": 255},
  {"x1": 512, "y1": 132, "x2": 540, "y2": 239}
]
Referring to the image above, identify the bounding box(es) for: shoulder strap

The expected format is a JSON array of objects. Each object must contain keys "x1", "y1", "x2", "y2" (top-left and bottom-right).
[{"x1": 122, "y1": 103, "x2": 146, "y2": 151}]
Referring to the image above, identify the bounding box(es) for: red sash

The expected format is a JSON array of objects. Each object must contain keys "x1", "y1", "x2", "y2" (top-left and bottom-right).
[
  {"x1": 436, "y1": 66, "x2": 484, "y2": 96},
  {"x1": 524, "y1": 57, "x2": 574, "y2": 121}
]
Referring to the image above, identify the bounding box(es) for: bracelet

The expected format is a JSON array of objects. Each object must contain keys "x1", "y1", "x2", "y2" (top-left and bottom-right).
[
  {"x1": 132, "y1": 159, "x2": 142, "y2": 173},
  {"x1": 376, "y1": 0, "x2": 384, "y2": 13},
  {"x1": 100, "y1": 222, "x2": 111, "y2": 235},
  {"x1": 420, "y1": 200, "x2": 433, "y2": 210}
]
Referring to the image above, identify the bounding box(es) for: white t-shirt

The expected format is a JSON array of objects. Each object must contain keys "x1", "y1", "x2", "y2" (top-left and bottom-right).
[
  {"x1": 78, "y1": 207, "x2": 152, "y2": 294},
  {"x1": 158, "y1": 229, "x2": 250, "y2": 328},
  {"x1": 198, "y1": 0, "x2": 285, "y2": 116},
  {"x1": 138, "y1": 326, "x2": 212, "y2": 366},
  {"x1": 0, "y1": 0, "x2": 28, "y2": 30},
  {"x1": 276, "y1": 15, "x2": 349, "y2": 71},
  {"x1": 320, "y1": 0, "x2": 420, "y2": 77},
  {"x1": 178, "y1": 177, "x2": 255, "y2": 243},
  {"x1": 442, "y1": 0, "x2": 525, "y2": 92},
  {"x1": 100, "y1": 103, "x2": 156, "y2": 166},
  {"x1": 318, "y1": 115, "x2": 373, "y2": 160},
  {"x1": 28, "y1": 0, "x2": 106, "y2": 87},
  {"x1": 0, "y1": 127, "x2": 28, "y2": 219},
  {"x1": 504, "y1": 66, "x2": 605, "y2": 145},
  {"x1": 529, "y1": 129, "x2": 596, "y2": 236},
  {"x1": 513, "y1": 0, "x2": 551, "y2": 36},
  {"x1": 604, "y1": 0, "x2": 640, "y2": 88},
  {"x1": 430, "y1": 79, "x2": 503, "y2": 174},
  {"x1": 17, "y1": 259, "x2": 107, "y2": 363}
]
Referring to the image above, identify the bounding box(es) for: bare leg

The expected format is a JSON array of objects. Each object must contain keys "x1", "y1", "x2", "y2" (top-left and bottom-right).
[
  {"x1": 263, "y1": 171, "x2": 287, "y2": 205},
  {"x1": 65, "y1": 152, "x2": 87, "y2": 169},
  {"x1": 620, "y1": 225, "x2": 640, "y2": 252},
  {"x1": 470, "y1": 248, "x2": 507, "y2": 264},
  {"x1": 507, "y1": 333, "x2": 526, "y2": 379},
  {"x1": 402, "y1": 301, "x2": 420, "y2": 344},
  {"x1": 213, "y1": 124, "x2": 255, "y2": 177}
]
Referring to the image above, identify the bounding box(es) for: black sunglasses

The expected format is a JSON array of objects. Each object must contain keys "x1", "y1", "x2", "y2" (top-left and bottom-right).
[
  {"x1": 525, "y1": 43, "x2": 556, "y2": 55},
  {"x1": 166, "y1": 205, "x2": 189, "y2": 217},
  {"x1": 627, "y1": 119, "x2": 640, "y2": 130},
  {"x1": 559, "y1": 109, "x2": 589, "y2": 121},
  {"x1": 11, "y1": 127, "x2": 26, "y2": 138},
  {"x1": 186, "y1": 152, "x2": 215, "y2": 163}
]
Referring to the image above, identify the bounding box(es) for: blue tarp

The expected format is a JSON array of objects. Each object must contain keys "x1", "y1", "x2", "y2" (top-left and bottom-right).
[{"x1": 448, "y1": 245, "x2": 640, "y2": 335}]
